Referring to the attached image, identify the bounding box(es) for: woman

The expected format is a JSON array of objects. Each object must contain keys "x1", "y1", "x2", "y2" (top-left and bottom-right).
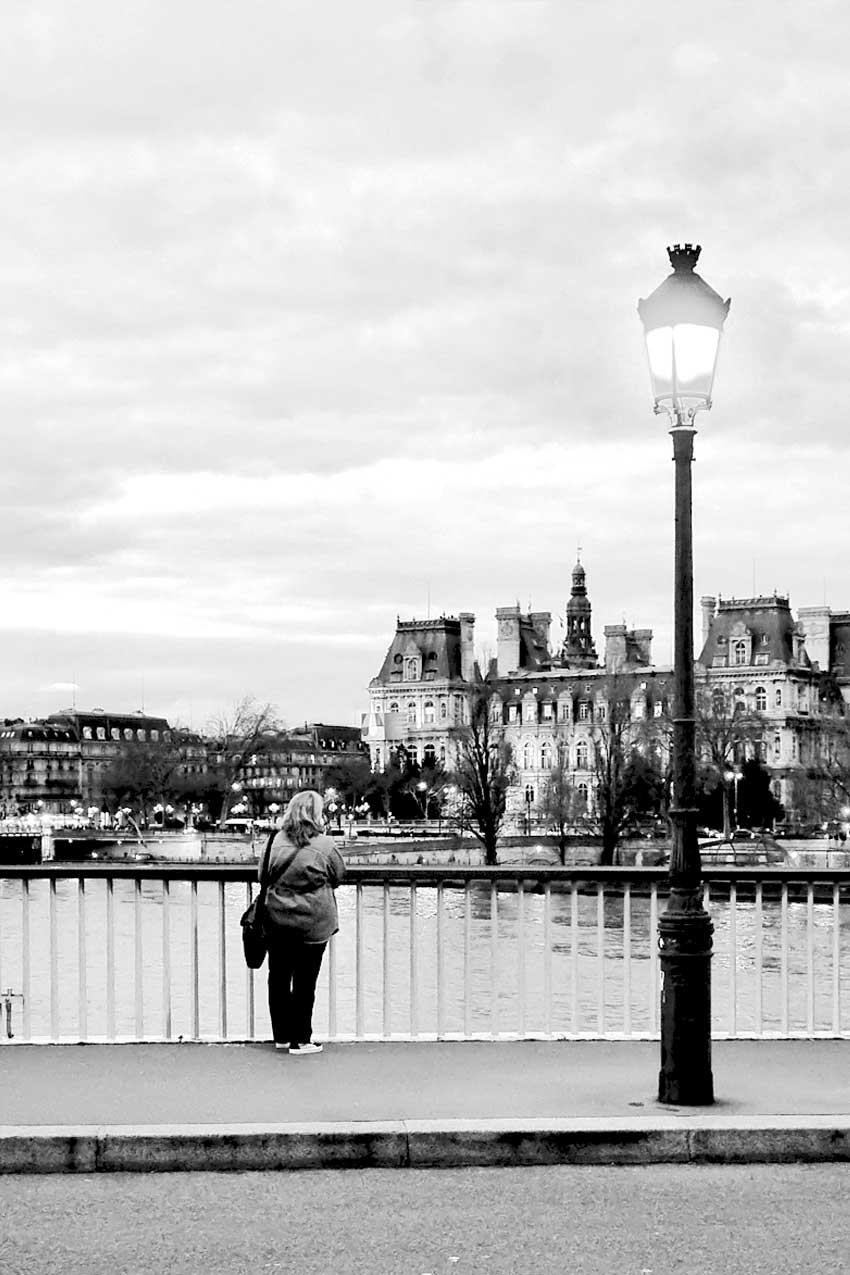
[{"x1": 261, "y1": 789, "x2": 345, "y2": 1054}]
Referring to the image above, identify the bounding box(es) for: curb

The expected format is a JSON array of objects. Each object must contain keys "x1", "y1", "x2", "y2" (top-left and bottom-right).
[{"x1": 3, "y1": 1118, "x2": 850, "y2": 1173}]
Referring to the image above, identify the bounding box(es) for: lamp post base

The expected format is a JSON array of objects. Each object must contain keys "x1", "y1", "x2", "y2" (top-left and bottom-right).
[{"x1": 658, "y1": 894, "x2": 714, "y2": 1105}]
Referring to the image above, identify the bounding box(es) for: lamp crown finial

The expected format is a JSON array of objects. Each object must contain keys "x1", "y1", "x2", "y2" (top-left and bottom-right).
[{"x1": 668, "y1": 243, "x2": 701, "y2": 272}]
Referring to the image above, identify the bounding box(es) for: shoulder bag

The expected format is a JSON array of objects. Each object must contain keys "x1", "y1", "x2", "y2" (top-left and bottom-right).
[{"x1": 240, "y1": 830, "x2": 276, "y2": 969}]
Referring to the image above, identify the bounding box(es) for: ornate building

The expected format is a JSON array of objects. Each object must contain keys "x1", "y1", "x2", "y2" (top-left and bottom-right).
[
  {"x1": 363, "y1": 566, "x2": 850, "y2": 827},
  {"x1": 363, "y1": 563, "x2": 673, "y2": 825}
]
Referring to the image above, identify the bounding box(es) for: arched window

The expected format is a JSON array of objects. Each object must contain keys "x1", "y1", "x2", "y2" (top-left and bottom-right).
[
  {"x1": 439, "y1": 700, "x2": 448, "y2": 721},
  {"x1": 576, "y1": 740, "x2": 588, "y2": 769},
  {"x1": 576, "y1": 782, "x2": 589, "y2": 809},
  {"x1": 775, "y1": 687, "x2": 782, "y2": 707},
  {"x1": 773, "y1": 735, "x2": 781, "y2": 759},
  {"x1": 423, "y1": 700, "x2": 435, "y2": 724},
  {"x1": 522, "y1": 741, "x2": 534, "y2": 770},
  {"x1": 733, "y1": 639, "x2": 748, "y2": 666},
  {"x1": 389, "y1": 701, "x2": 399, "y2": 714},
  {"x1": 755, "y1": 686, "x2": 766, "y2": 712},
  {"x1": 424, "y1": 744, "x2": 436, "y2": 766},
  {"x1": 540, "y1": 742, "x2": 552, "y2": 770},
  {"x1": 407, "y1": 702, "x2": 417, "y2": 726}
]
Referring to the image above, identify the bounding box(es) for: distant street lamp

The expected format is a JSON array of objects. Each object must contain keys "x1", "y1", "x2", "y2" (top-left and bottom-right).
[
  {"x1": 639, "y1": 243, "x2": 730, "y2": 1106},
  {"x1": 524, "y1": 785, "x2": 534, "y2": 836},
  {"x1": 724, "y1": 768, "x2": 743, "y2": 832},
  {"x1": 416, "y1": 780, "x2": 429, "y2": 819}
]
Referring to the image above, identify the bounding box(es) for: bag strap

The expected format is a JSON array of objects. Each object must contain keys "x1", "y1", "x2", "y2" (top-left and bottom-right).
[{"x1": 256, "y1": 830, "x2": 277, "y2": 910}]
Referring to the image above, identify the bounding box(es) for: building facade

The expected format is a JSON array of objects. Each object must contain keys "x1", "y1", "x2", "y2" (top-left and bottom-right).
[
  {"x1": 363, "y1": 562, "x2": 673, "y2": 825},
  {"x1": 363, "y1": 566, "x2": 850, "y2": 827}
]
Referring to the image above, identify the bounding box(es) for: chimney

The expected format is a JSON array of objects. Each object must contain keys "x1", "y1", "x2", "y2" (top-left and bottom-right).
[
  {"x1": 530, "y1": 611, "x2": 552, "y2": 652},
  {"x1": 604, "y1": 624, "x2": 627, "y2": 673},
  {"x1": 458, "y1": 612, "x2": 476, "y2": 682},
  {"x1": 700, "y1": 596, "x2": 716, "y2": 652},
  {"x1": 496, "y1": 605, "x2": 521, "y2": 675},
  {"x1": 631, "y1": 628, "x2": 653, "y2": 665}
]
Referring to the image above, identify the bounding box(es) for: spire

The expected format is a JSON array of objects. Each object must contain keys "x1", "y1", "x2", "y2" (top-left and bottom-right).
[{"x1": 562, "y1": 554, "x2": 597, "y2": 668}]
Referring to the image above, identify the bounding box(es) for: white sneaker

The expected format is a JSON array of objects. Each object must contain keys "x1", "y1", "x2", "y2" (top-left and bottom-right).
[{"x1": 289, "y1": 1042, "x2": 323, "y2": 1055}]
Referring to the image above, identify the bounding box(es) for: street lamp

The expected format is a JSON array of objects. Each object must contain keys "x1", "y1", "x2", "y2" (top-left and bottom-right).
[
  {"x1": 639, "y1": 243, "x2": 731, "y2": 1106},
  {"x1": 524, "y1": 785, "x2": 534, "y2": 836},
  {"x1": 724, "y1": 768, "x2": 743, "y2": 834},
  {"x1": 416, "y1": 780, "x2": 429, "y2": 819}
]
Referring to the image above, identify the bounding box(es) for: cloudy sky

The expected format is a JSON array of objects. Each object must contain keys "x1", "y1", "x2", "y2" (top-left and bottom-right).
[{"x1": 2, "y1": 0, "x2": 848, "y2": 731}]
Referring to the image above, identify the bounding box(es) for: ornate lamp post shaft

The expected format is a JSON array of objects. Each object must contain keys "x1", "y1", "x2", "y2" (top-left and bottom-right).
[{"x1": 658, "y1": 415, "x2": 714, "y2": 1105}]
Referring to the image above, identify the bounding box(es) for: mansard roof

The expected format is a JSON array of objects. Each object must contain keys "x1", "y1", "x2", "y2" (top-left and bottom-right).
[
  {"x1": 697, "y1": 595, "x2": 809, "y2": 669},
  {"x1": 372, "y1": 616, "x2": 464, "y2": 686},
  {"x1": 46, "y1": 710, "x2": 172, "y2": 736}
]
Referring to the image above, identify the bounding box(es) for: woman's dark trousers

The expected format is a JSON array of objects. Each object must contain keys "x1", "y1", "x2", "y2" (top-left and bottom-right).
[{"x1": 267, "y1": 935, "x2": 328, "y2": 1046}]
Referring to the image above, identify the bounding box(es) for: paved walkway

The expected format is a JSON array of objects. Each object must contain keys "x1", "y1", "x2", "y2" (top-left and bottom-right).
[{"x1": 2, "y1": 1039, "x2": 849, "y2": 1171}]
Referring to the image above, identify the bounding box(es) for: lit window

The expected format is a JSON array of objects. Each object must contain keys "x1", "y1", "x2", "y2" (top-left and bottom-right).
[
  {"x1": 111, "y1": 729, "x2": 120, "y2": 741},
  {"x1": 124, "y1": 729, "x2": 133, "y2": 741},
  {"x1": 407, "y1": 702, "x2": 417, "y2": 726},
  {"x1": 151, "y1": 730, "x2": 159, "y2": 741},
  {"x1": 423, "y1": 701, "x2": 435, "y2": 724},
  {"x1": 540, "y1": 742, "x2": 552, "y2": 769},
  {"x1": 654, "y1": 702, "x2": 663, "y2": 718},
  {"x1": 523, "y1": 742, "x2": 534, "y2": 769},
  {"x1": 576, "y1": 740, "x2": 588, "y2": 768},
  {"x1": 541, "y1": 702, "x2": 553, "y2": 720},
  {"x1": 578, "y1": 702, "x2": 590, "y2": 721}
]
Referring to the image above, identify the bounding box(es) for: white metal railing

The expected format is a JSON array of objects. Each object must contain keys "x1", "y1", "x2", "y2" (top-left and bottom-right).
[{"x1": 0, "y1": 865, "x2": 848, "y2": 1044}]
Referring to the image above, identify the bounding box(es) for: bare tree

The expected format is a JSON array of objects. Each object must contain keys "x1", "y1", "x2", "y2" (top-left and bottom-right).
[
  {"x1": 540, "y1": 747, "x2": 589, "y2": 864},
  {"x1": 799, "y1": 695, "x2": 850, "y2": 825},
  {"x1": 205, "y1": 697, "x2": 283, "y2": 828},
  {"x1": 450, "y1": 680, "x2": 515, "y2": 865},
  {"x1": 694, "y1": 683, "x2": 764, "y2": 839},
  {"x1": 101, "y1": 728, "x2": 192, "y2": 826}
]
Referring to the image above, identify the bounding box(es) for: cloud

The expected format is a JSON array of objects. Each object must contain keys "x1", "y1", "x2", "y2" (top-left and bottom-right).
[{"x1": 1, "y1": 0, "x2": 850, "y2": 725}]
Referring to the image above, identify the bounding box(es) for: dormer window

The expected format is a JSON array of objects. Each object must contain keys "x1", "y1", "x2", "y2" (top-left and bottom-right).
[
  {"x1": 732, "y1": 639, "x2": 748, "y2": 666},
  {"x1": 404, "y1": 657, "x2": 419, "y2": 681}
]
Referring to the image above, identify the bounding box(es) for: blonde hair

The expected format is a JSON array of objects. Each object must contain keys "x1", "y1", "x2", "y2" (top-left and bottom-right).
[{"x1": 281, "y1": 790, "x2": 325, "y2": 848}]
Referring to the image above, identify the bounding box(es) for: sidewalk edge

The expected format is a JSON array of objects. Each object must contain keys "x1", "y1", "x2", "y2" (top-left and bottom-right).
[{"x1": 3, "y1": 1120, "x2": 850, "y2": 1173}]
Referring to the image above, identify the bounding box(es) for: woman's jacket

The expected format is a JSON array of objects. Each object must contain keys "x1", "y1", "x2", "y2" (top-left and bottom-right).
[{"x1": 262, "y1": 830, "x2": 346, "y2": 943}]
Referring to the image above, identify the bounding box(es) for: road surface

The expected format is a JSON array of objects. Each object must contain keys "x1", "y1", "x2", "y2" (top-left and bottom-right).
[{"x1": 2, "y1": 1163, "x2": 847, "y2": 1274}]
